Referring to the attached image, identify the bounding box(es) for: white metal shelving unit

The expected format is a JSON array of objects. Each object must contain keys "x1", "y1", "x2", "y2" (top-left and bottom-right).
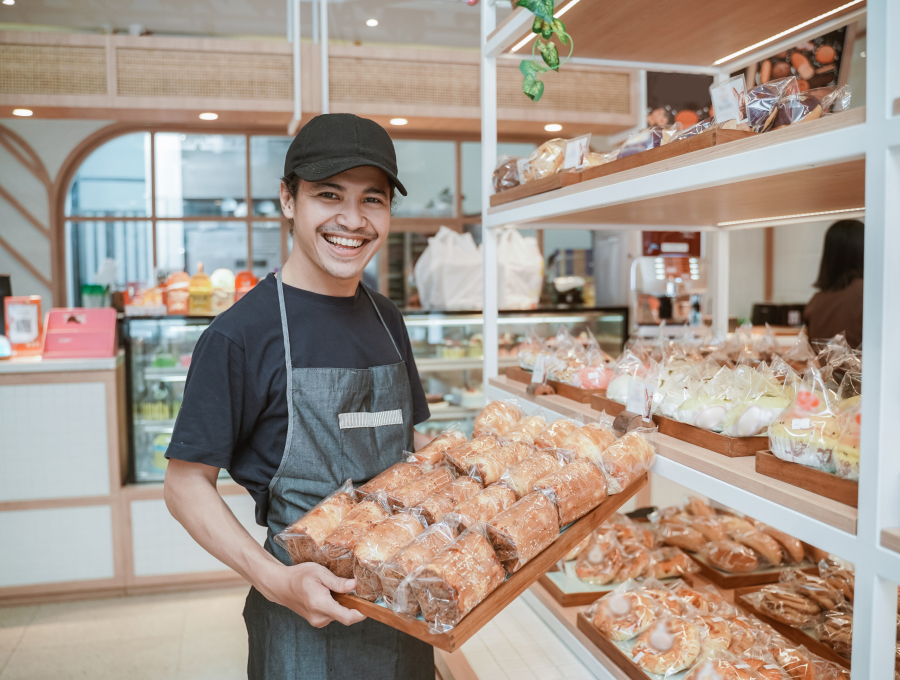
[{"x1": 481, "y1": 1, "x2": 900, "y2": 677}]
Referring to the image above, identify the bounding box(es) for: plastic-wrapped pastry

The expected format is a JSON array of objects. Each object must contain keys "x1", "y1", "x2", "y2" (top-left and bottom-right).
[
  {"x1": 670, "y1": 582, "x2": 734, "y2": 616},
  {"x1": 352, "y1": 512, "x2": 426, "y2": 601},
  {"x1": 410, "y1": 524, "x2": 507, "y2": 632},
  {"x1": 415, "y1": 476, "x2": 483, "y2": 525},
  {"x1": 632, "y1": 617, "x2": 702, "y2": 675},
  {"x1": 320, "y1": 497, "x2": 392, "y2": 578},
  {"x1": 648, "y1": 547, "x2": 698, "y2": 579},
  {"x1": 818, "y1": 610, "x2": 852, "y2": 658},
  {"x1": 492, "y1": 155, "x2": 521, "y2": 193},
  {"x1": 701, "y1": 615, "x2": 733, "y2": 651},
  {"x1": 707, "y1": 540, "x2": 760, "y2": 573},
  {"x1": 745, "y1": 657, "x2": 791, "y2": 680},
  {"x1": 730, "y1": 529, "x2": 784, "y2": 565},
  {"x1": 473, "y1": 399, "x2": 524, "y2": 437},
  {"x1": 819, "y1": 560, "x2": 854, "y2": 603},
  {"x1": 685, "y1": 497, "x2": 716, "y2": 517},
  {"x1": 274, "y1": 480, "x2": 357, "y2": 565},
  {"x1": 771, "y1": 92, "x2": 823, "y2": 130},
  {"x1": 379, "y1": 521, "x2": 458, "y2": 615},
  {"x1": 689, "y1": 515, "x2": 726, "y2": 543},
  {"x1": 746, "y1": 77, "x2": 800, "y2": 132},
  {"x1": 498, "y1": 450, "x2": 565, "y2": 498},
  {"x1": 728, "y1": 616, "x2": 758, "y2": 655},
  {"x1": 617, "y1": 542, "x2": 652, "y2": 581},
  {"x1": 741, "y1": 585, "x2": 821, "y2": 627},
  {"x1": 446, "y1": 435, "x2": 501, "y2": 473},
  {"x1": 781, "y1": 570, "x2": 842, "y2": 610},
  {"x1": 599, "y1": 430, "x2": 656, "y2": 494},
  {"x1": 414, "y1": 428, "x2": 468, "y2": 466},
  {"x1": 833, "y1": 403, "x2": 860, "y2": 481},
  {"x1": 609, "y1": 519, "x2": 655, "y2": 548},
  {"x1": 534, "y1": 418, "x2": 580, "y2": 450},
  {"x1": 590, "y1": 589, "x2": 658, "y2": 640},
  {"x1": 389, "y1": 466, "x2": 457, "y2": 511},
  {"x1": 357, "y1": 459, "x2": 426, "y2": 497},
  {"x1": 447, "y1": 483, "x2": 518, "y2": 531},
  {"x1": 758, "y1": 523, "x2": 806, "y2": 563},
  {"x1": 486, "y1": 491, "x2": 559, "y2": 573},
  {"x1": 523, "y1": 139, "x2": 566, "y2": 183},
  {"x1": 532, "y1": 458, "x2": 608, "y2": 526},
  {"x1": 658, "y1": 521, "x2": 708, "y2": 552},
  {"x1": 467, "y1": 441, "x2": 533, "y2": 485},
  {"x1": 559, "y1": 422, "x2": 616, "y2": 465},
  {"x1": 575, "y1": 529, "x2": 622, "y2": 584},
  {"x1": 500, "y1": 414, "x2": 548, "y2": 445},
  {"x1": 684, "y1": 658, "x2": 758, "y2": 680}
]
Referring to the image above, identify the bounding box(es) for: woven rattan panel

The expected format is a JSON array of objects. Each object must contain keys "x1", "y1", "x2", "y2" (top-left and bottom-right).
[
  {"x1": 498, "y1": 66, "x2": 631, "y2": 114},
  {"x1": 0, "y1": 44, "x2": 106, "y2": 95},
  {"x1": 117, "y1": 49, "x2": 292, "y2": 99}
]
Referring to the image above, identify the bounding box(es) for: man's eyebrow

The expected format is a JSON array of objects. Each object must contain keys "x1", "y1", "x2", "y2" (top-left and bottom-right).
[
  {"x1": 311, "y1": 182, "x2": 344, "y2": 191},
  {"x1": 363, "y1": 187, "x2": 388, "y2": 197}
]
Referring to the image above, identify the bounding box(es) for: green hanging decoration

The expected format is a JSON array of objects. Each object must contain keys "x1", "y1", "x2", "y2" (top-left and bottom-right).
[{"x1": 514, "y1": 0, "x2": 574, "y2": 102}]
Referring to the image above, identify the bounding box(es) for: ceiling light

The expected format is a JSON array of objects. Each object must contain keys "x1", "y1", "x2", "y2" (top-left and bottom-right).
[
  {"x1": 544, "y1": 123, "x2": 562, "y2": 132},
  {"x1": 510, "y1": 0, "x2": 583, "y2": 53},
  {"x1": 2, "y1": 1, "x2": 14, "y2": 6},
  {"x1": 366, "y1": 18, "x2": 378, "y2": 27},
  {"x1": 390, "y1": 118, "x2": 408, "y2": 126},
  {"x1": 12, "y1": 108, "x2": 32, "y2": 116},
  {"x1": 717, "y1": 207, "x2": 864, "y2": 227},
  {"x1": 713, "y1": 0, "x2": 863, "y2": 65},
  {"x1": 199, "y1": 112, "x2": 218, "y2": 120}
]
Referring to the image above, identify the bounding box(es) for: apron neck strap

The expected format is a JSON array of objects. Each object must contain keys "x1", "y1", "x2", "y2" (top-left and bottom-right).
[{"x1": 361, "y1": 284, "x2": 403, "y2": 362}]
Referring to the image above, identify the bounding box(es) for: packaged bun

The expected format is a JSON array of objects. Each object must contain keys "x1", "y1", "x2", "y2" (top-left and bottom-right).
[
  {"x1": 559, "y1": 422, "x2": 616, "y2": 465},
  {"x1": 648, "y1": 547, "x2": 698, "y2": 579},
  {"x1": 685, "y1": 496, "x2": 717, "y2": 517},
  {"x1": 446, "y1": 435, "x2": 501, "y2": 473},
  {"x1": 473, "y1": 399, "x2": 524, "y2": 437},
  {"x1": 728, "y1": 616, "x2": 758, "y2": 656},
  {"x1": 758, "y1": 523, "x2": 806, "y2": 563},
  {"x1": 352, "y1": 512, "x2": 426, "y2": 601},
  {"x1": 414, "y1": 427, "x2": 467, "y2": 466},
  {"x1": 415, "y1": 476, "x2": 483, "y2": 524},
  {"x1": 486, "y1": 491, "x2": 559, "y2": 573},
  {"x1": 447, "y1": 483, "x2": 518, "y2": 531},
  {"x1": 691, "y1": 516, "x2": 727, "y2": 542},
  {"x1": 320, "y1": 496, "x2": 392, "y2": 578},
  {"x1": 707, "y1": 540, "x2": 760, "y2": 573},
  {"x1": 590, "y1": 589, "x2": 658, "y2": 640},
  {"x1": 617, "y1": 542, "x2": 652, "y2": 581},
  {"x1": 274, "y1": 479, "x2": 357, "y2": 565},
  {"x1": 534, "y1": 418, "x2": 580, "y2": 450},
  {"x1": 741, "y1": 585, "x2": 821, "y2": 627},
  {"x1": 659, "y1": 520, "x2": 708, "y2": 553},
  {"x1": 731, "y1": 528, "x2": 784, "y2": 565},
  {"x1": 492, "y1": 155, "x2": 521, "y2": 193},
  {"x1": 818, "y1": 610, "x2": 852, "y2": 658},
  {"x1": 410, "y1": 523, "x2": 506, "y2": 632},
  {"x1": 532, "y1": 458, "x2": 608, "y2": 526},
  {"x1": 467, "y1": 441, "x2": 533, "y2": 485},
  {"x1": 780, "y1": 570, "x2": 842, "y2": 610},
  {"x1": 500, "y1": 414, "x2": 548, "y2": 445},
  {"x1": 357, "y1": 458, "x2": 427, "y2": 497},
  {"x1": 499, "y1": 450, "x2": 565, "y2": 499},
  {"x1": 599, "y1": 430, "x2": 656, "y2": 494},
  {"x1": 389, "y1": 466, "x2": 457, "y2": 511},
  {"x1": 575, "y1": 529, "x2": 623, "y2": 584},
  {"x1": 632, "y1": 617, "x2": 703, "y2": 675},
  {"x1": 523, "y1": 139, "x2": 566, "y2": 182},
  {"x1": 380, "y1": 521, "x2": 458, "y2": 615}
]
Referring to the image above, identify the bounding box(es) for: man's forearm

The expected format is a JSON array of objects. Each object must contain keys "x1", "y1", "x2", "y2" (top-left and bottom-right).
[{"x1": 413, "y1": 429, "x2": 433, "y2": 451}]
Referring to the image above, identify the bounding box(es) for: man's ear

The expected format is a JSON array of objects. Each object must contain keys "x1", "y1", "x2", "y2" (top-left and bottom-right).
[{"x1": 279, "y1": 181, "x2": 295, "y2": 220}]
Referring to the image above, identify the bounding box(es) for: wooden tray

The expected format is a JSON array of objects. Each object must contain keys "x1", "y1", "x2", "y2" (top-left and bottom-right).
[
  {"x1": 335, "y1": 474, "x2": 648, "y2": 652},
  {"x1": 655, "y1": 417, "x2": 766, "y2": 457},
  {"x1": 589, "y1": 393, "x2": 626, "y2": 417},
  {"x1": 688, "y1": 551, "x2": 818, "y2": 589},
  {"x1": 576, "y1": 611, "x2": 654, "y2": 680},
  {"x1": 756, "y1": 451, "x2": 858, "y2": 508},
  {"x1": 489, "y1": 169, "x2": 582, "y2": 207},
  {"x1": 581, "y1": 127, "x2": 757, "y2": 182},
  {"x1": 735, "y1": 585, "x2": 851, "y2": 670},
  {"x1": 539, "y1": 564, "x2": 694, "y2": 607},
  {"x1": 505, "y1": 365, "x2": 603, "y2": 404}
]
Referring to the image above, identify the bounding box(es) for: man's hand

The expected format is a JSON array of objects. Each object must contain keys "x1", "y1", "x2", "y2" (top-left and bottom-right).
[
  {"x1": 261, "y1": 562, "x2": 367, "y2": 628},
  {"x1": 414, "y1": 429, "x2": 434, "y2": 451}
]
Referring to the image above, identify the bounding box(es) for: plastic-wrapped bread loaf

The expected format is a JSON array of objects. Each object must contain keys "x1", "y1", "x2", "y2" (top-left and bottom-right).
[
  {"x1": 466, "y1": 441, "x2": 533, "y2": 485},
  {"x1": 500, "y1": 414, "x2": 548, "y2": 445},
  {"x1": 499, "y1": 451, "x2": 565, "y2": 499},
  {"x1": 379, "y1": 522, "x2": 459, "y2": 615},
  {"x1": 523, "y1": 139, "x2": 566, "y2": 182},
  {"x1": 388, "y1": 466, "x2": 457, "y2": 511},
  {"x1": 416, "y1": 476, "x2": 483, "y2": 524},
  {"x1": 532, "y1": 458, "x2": 609, "y2": 527},
  {"x1": 357, "y1": 460, "x2": 426, "y2": 497},
  {"x1": 414, "y1": 428, "x2": 468, "y2": 466},
  {"x1": 473, "y1": 400, "x2": 524, "y2": 437},
  {"x1": 320, "y1": 498, "x2": 391, "y2": 578},
  {"x1": 410, "y1": 525, "x2": 507, "y2": 632},
  {"x1": 534, "y1": 418, "x2": 580, "y2": 450},
  {"x1": 560, "y1": 423, "x2": 616, "y2": 465},
  {"x1": 274, "y1": 480, "x2": 357, "y2": 565},
  {"x1": 598, "y1": 430, "x2": 655, "y2": 494},
  {"x1": 446, "y1": 435, "x2": 501, "y2": 473},
  {"x1": 352, "y1": 513, "x2": 426, "y2": 601},
  {"x1": 486, "y1": 491, "x2": 559, "y2": 573},
  {"x1": 448, "y1": 484, "x2": 518, "y2": 531}
]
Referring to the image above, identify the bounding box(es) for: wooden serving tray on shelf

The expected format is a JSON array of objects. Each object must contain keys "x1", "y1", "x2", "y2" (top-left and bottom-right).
[
  {"x1": 688, "y1": 551, "x2": 818, "y2": 589},
  {"x1": 735, "y1": 585, "x2": 851, "y2": 670},
  {"x1": 539, "y1": 563, "x2": 694, "y2": 608},
  {"x1": 575, "y1": 611, "x2": 658, "y2": 680},
  {"x1": 335, "y1": 474, "x2": 648, "y2": 652},
  {"x1": 489, "y1": 169, "x2": 582, "y2": 207},
  {"x1": 755, "y1": 451, "x2": 858, "y2": 508},
  {"x1": 654, "y1": 417, "x2": 766, "y2": 457},
  {"x1": 505, "y1": 365, "x2": 604, "y2": 404},
  {"x1": 589, "y1": 393, "x2": 626, "y2": 417}
]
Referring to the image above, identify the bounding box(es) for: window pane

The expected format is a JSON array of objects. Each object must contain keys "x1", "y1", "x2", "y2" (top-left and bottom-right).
[
  {"x1": 392, "y1": 141, "x2": 455, "y2": 218},
  {"x1": 155, "y1": 134, "x2": 247, "y2": 218},
  {"x1": 66, "y1": 133, "x2": 150, "y2": 217},
  {"x1": 461, "y1": 142, "x2": 535, "y2": 217},
  {"x1": 66, "y1": 221, "x2": 153, "y2": 306},
  {"x1": 251, "y1": 136, "x2": 292, "y2": 217},
  {"x1": 156, "y1": 222, "x2": 249, "y2": 276},
  {"x1": 251, "y1": 222, "x2": 283, "y2": 279}
]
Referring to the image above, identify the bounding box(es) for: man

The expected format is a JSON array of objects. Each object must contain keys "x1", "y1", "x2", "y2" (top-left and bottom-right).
[{"x1": 164, "y1": 114, "x2": 435, "y2": 680}]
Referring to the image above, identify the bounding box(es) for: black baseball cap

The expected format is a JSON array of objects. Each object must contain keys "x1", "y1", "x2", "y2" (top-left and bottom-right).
[{"x1": 283, "y1": 113, "x2": 407, "y2": 196}]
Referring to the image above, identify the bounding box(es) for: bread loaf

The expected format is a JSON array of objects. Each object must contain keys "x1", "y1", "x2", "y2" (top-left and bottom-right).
[
  {"x1": 416, "y1": 476, "x2": 483, "y2": 525},
  {"x1": 560, "y1": 423, "x2": 616, "y2": 465},
  {"x1": 500, "y1": 451, "x2": 564, "y2": 499},
  {"x1": 500, "y1": 414, "x2": 548, "y2": 445},
  {"x1": 379, "y1": 522, "x2": 458, "y2": 615},
  {"x1": 320, "y1": 499, "x2": 391, "y2": 578},
  {"x1": 389, "y1": 466, "x2": 456, "y2": 511},
  {"x1": 534, "y1": 418, "x2": 580, "y2": 449},
  {"x1": 598, "y1": 431, "x2": 655, "y2": 494},
  {"x1": 414, "y1": 429, "x2": 467, "y2": 466},
  {"x1": 532, "y1": 458, "x2": 608, "y2": 526},
  {"x1": 449, "y1": 484, "x2": 518, "y2": 531},
  {"x1": 357, "y1": 461, "x2": 425, "y2": 497},
  {"x1": 411, "y1": 527, "x2": 506, "y2": 630},
  {"x1": 446, "y1": 435, "x2": 501, "y2": 473},
  {"x1": 467, "y1": 441, "x2": 533, "y2": 485},
  {"x1": 352, "y1": 513, "x2": 425, "y2": 601},
  {"x1": 275, "y1": 483, "x2": 357, "y2": 565},
  {"x1": 473, "y1": 400, "x2": 524, "y2": 437},
  {"x1": 486, "y1": 491, "x2": 559, "y2": 573}
]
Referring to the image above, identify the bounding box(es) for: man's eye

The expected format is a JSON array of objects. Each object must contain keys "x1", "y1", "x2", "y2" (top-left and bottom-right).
[
  {"x1": 364, "y1": 197, "x2": 384, "y2": 204},
  {"x1": 318, "y1": 192, "x2": 338, "y2": 199}
]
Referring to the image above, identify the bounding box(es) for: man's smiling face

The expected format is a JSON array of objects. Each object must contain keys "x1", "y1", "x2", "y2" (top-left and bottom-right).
[{"x1": 281, "y1": 165, "x2": 392, "y2": 282}]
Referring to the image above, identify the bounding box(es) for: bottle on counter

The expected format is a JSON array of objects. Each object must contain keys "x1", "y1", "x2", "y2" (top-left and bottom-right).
[
  {"x1": 165, "y1": 272, "x2": 190, "y2": 315},
  {"x1": 188, "y1": 263, "x2": 212, "y2": 316},
  {"x1": 235, "y1": 270, "x2": 258, "y2": 302},
  {"x1": 152, "y1": 433, "x2": 171, "y2": 472},
  {"x1": 210, "y1": 268, "x2": 235, "y2": 314}
]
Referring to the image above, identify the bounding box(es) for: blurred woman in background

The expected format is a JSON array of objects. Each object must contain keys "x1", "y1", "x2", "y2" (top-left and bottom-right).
[{"x1": 804, "y1": 219, "x2": 865, "y2": 348}]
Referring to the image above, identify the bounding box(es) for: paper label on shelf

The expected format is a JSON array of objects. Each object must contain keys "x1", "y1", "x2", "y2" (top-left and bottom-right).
[
  {"x1": 709, "y1": 74, "x2": 748, "y2": 123},
  {"x1": 792, "y1": 418, "x2": 811, "y2": 430},
  {"x1": 531, "y1": 355, "x2": 548, "y2": 384},
  {"x1": 661, "y1": 242, "x2": 689, "y2": 253},
  {"x1": 626, "y1": 381, "x2": 655, "y2": 422},
  {"x1": 7, "y1": 303, "x2": 39, "y2": 344},
  {"x1": 563, "y1": 134, "x2": 591, "y2": 169}
]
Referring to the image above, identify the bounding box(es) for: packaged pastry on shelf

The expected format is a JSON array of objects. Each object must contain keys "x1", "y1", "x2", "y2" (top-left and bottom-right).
[
  {"x1": 499, "y1": 413, "x2": 548, "y2": 446},
  {"x1": 413, "y1": 427, "x2": 468, "y2": 466},
  {"x1": 485, "y1": 491, "x2": 559, "y2": 573},
  {"x1": 533, "y1": 418, "x2": 581, "y2": 450},
  {"x1": 779, "y1": 570, "x2": 843, "y2": 610},
  {"x1": 669, "y1": 580, "x2": 736, "y2": 617},
  {"x1": 446, "y1": 483, "x2": 518, "y2": 531},
  {"x1": 757, "y1": 523, "x2": 806, "y2": 564},
  {"x1": 589, "y1": 586, "x2": 659, "y2": 640},
  {"x1": 320, "y1": 495, "x2": 392, "y2": 578},
  {"x1": 388, "y1": 466, "x2": 457, "y2": 511},
  {"x1": 415, "y1": 475, "x2": 483, "y2": 525},
  {"x1": 446, "y1": 435, "x2": 501, "y2": 473},
  {"x1": 352, "y1": 511, "x2": 426, "y2": 601},
  {"x1": 658, "y1": 519, "x2": 709, "y2": 552},
  {"x1": 466, "y1": 441, "x2": 533, "y2": 485},
  {"x1": 409, "y1": 523, "x2": 507, "y2": 632},
  {"x1": 274, "y1": 479, "x2": 358, "y2": 565},
  {"x1": 617, "y1": 542, "x2": 652, "y2": 581},
  {"x1": 492, "y1": 155, "x2": 521, "y2": 193},
  {"x1": 631, "y1": 616, "x2": 703, "y2": 675},
  {"x1": 833, "y1": 401, "x2": 860, "y2": 481},
  {"x1": 357, "y1": 456, "x2": 427, "y2": 497},
  {"x1": 706, "y1": 540, "x2": 760, "y2": 573},
  {"x1": 683, "y1": 656, "x2": 759, "y2": 680},
  {"x1": 598, "y1": 429, "x2": 656, "y2": 494},
  {"x1": 523, "y1": 139, "x2": 566, "y2": 182},
  {"x1": 559, "y1": 422, "x2": 616, "y2": 466},
  {"x1": 532, "y1": 458, "x2": 609, "y2": 526},
  {"x1": 648, "y1": 547, "x2": 699, "y2": 579},
  {"x1": 729, "y1": 528, "x2": 784, "y2": 566},
  {"x1": 473, "y1": 399, "x2": 524, "y2": 437},
  {"x1": 498, "y1": 449, "x2": 566, "y2": 498},
  {"x1": 575, "y1": 529, "x2": 623, "y2": 584},
  {"x1": 818, "y1": 559, "x2": 854, "y2": 603},
  {"x1": 818, "y1": 610, "x2": 852, "y2": 658},
  {"x1": 740, "y1": 585, "x2": 822, "y2": 627},
  {"x1": 746, "y1": 76, "x2": 800, "y2": 132}
]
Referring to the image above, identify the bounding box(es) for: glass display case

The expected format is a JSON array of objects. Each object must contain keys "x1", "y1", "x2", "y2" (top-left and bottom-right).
[{"x1": 122, "y1": 308, "x2": 627, "y2": 480}]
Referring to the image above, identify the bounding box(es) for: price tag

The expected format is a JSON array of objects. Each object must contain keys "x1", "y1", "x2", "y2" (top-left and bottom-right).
[
  {"x1": 563, "y1": 134, "x2": 591, "y2": 169},
  {"x1": 792, "y1": 418, "x2": 811, "y2": 430},
  {"x1": 7, "y1": 302, "x2": 39, "y2": 344},
  {"x1": 531, "y1": 355, "x2": 548, "y2": 384},
  {"x1": 626, "y1": 380, "x2": 655, "y2": 422},
  {"x1": 709, "y1": 74, "x2": 747, "y2": 123}
]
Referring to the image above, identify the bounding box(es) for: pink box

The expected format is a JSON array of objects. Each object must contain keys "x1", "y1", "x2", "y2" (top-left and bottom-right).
[{"x1": 41, "y1": 308, "x2": 117, "y2": 359}]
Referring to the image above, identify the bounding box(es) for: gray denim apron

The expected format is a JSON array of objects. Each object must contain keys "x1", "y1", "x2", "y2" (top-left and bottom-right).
[{"x1": 243, "y1": 270, "x2": 434, "y2": 680}]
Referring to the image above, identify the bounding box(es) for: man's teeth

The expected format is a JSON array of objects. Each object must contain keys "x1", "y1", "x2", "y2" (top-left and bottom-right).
[{"x1": 324, "y1": 235, "x2": 364, "y2": 248}]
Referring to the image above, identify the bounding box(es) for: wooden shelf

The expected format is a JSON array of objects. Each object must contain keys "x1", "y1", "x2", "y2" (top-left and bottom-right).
[{"x1": 882, "y1": 527, "x2": 900, "y2": 554}]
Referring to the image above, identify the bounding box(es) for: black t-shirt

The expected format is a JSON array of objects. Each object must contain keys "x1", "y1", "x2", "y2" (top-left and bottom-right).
[{"x1": 165, "y1": 273, "x2": 430, "y2": 525}]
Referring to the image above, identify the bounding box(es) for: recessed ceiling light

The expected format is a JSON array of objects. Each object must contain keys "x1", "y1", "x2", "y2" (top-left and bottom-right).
[
  {"x1": 717, "y1": 207, "x2": 864, "y2": 227},
  {"x1": 510, "y1": 0, "x2": 582, "y2": 53},
  {"x1": 12, "y1": 108, "x2": 32, "y2": 116},
  {"x1": 366, "y1": 18, "x2": 378, "y2": 27},
  {"x1": 2, "y1": 1, "x2": 15, "y2": 6},
  {"x1": 390, "y1": 118, "x2": 408, "y2": 126},
  {"x1": 199, "y1": 112, "x2": 218, "y2": 120},
  {"x1": 544, "y1": 123, "x2": 562, "y2": 132},
  {"x1": 713, "y1": 0, "x2": 864, "y2": 65}
]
